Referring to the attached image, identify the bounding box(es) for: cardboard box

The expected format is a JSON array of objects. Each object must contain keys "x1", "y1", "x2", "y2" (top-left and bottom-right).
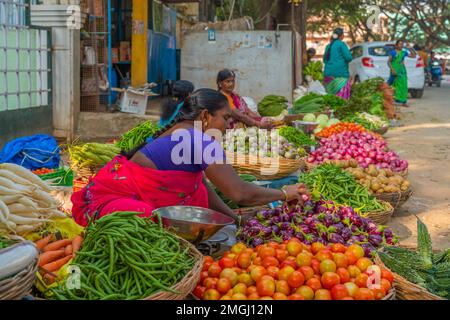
[
  {"x1": 111, "y1": 48, "x2": 119, "y2": 64},
  {"x1": 119, "y1": 90, "x2": 148, "y2": 115},
  {"x1": 119, "y1": 41, "x2": 130, "y2": 61}
]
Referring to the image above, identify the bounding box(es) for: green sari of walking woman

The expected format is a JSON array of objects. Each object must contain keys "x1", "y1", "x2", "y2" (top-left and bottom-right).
[{"x1": 388, "y1": 49, "x2": 408, "y2": 104}]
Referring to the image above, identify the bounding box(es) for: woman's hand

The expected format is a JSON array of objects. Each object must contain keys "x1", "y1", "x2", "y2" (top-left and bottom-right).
[
  {"x1": 282, "y1": 183, "x2": 311, "y2": 205},
  {"x1": 258, "y1": 118, "x2": 274, "y2": 129}
]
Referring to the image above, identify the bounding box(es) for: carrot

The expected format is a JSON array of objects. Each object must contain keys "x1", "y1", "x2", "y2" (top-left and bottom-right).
[
  {"x1": 64, "y1": 244, "x2": 73, "y2": 256},
  {"x1": 41, "y1": 255, "x2": 73, "y2": 272},
  {"x1": 35, "y1": 235, "x2": 52, "y2": 250},
  {"x1": 43, "y1": 239, "x2": 72, "y2": 252},
  {"x1": 38, "y1": 249, "x2": 66, "y2": 267},
  {"x1": 71, "y1": 235, "x2": 83, "y2": 255},
  {"x1": 43, "y1": 273, "x2": 56, "y2": 285}
]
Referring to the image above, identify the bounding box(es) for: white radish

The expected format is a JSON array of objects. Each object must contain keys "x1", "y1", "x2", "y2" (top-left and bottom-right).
[
  {"x1": 16, "y1": 224, "x2": 41, "y2": 235},
  {"x1": 30, "y1": 189, "x2": 58, "y2": 207},
  {"x1": 8, "y1": 213, "x2": 49, "y2": 225},
  {"x1": 18, "y1": 197, "x2": 39, "y2": 210},
  {"x1": 48, "y1": 210, "x2": 67, "y2": 218},
  {"x1": 0, "y1": 194, "x2": 22, "y2": 205},
  {"x1": 0, "y1": 169, "x2": 34, "y2": 187},
  {"x1": 0, "y1": 176, "x2": 34, "y2": 194},
  {"x1": 0, "y1": 185, "x2": 24, "y2": 196},
  {"x1": 7, "y1": 203, "x2": 33, "y2": 215},
  {"x1": 0, "y1": 163, "x2": 52, "y2": 192}
]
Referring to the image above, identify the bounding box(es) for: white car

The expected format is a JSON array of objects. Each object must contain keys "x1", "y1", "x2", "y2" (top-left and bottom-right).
[{"x1": 349, "y1": 42, "x2": 425, "y2": 98}]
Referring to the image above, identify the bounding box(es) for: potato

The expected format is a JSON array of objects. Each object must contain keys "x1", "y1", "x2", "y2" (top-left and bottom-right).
[
  {"x1": 371, "y1": 183, "x2": 381, "y2": 192},
  {"x1": 349, "y1": 159, "x2": 358, "y2": 168},
  {"x1": 376, "y1": 188, "x2": 385, "y2": 194},
  {"x1": 385, "y1": 169, "x2": 394, "y2": 177}
]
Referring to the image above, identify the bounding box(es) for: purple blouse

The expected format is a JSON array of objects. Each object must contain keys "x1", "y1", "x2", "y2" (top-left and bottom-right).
[{"x1": 140, "y1": 127, "x2": 226, "y2": 172}]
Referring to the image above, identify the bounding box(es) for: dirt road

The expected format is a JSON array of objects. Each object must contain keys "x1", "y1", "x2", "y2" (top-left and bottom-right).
[{"x1": 385, "y1": 80, "x2": 450, "y2": 250}]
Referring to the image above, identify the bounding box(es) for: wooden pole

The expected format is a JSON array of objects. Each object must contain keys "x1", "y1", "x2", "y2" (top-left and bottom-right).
[{"x1": 131, "y1": 0, "x2": 148, "y2": 87}]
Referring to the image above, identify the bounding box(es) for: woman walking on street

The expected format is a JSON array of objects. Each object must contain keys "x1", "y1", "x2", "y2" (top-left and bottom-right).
[
  {"x1": 323, "y1": 27, "x2": 354, "y2": 100},
  {"x1": 388, "y1": 40, "x2": 416, "y2": 107}
]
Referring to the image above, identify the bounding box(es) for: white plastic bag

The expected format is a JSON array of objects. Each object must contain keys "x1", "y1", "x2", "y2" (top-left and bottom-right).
[{"x1": 308, "y1": 80, "x2": 327, "y2": 95}]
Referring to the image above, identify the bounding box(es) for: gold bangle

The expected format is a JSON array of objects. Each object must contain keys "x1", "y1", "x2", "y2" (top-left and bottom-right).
[{"x1": 281, "y1": 188, "x2": 288, "y2": 202}]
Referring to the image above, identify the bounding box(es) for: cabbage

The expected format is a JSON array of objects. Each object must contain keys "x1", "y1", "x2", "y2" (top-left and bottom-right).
[
  {"x1": 303, "y1": 113, "x2": 316, "y2": 122},
  {"x1": 327, "y1": 118, "x2": 340, "y2": 126},
  {"x1": 316, "y1": 114, "x2": 329, "y2": 126},
  {"x1": 313, "y1": 127, "x2": 322, "y2": 134}
]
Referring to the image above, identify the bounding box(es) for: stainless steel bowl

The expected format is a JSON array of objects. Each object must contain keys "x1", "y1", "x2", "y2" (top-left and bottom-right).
[
  {"x1": 152, "y1": 206, "x2": 235, "y2": 243},
  {"x1": 293, "y1": 121, "x2": 319, "y2": 134}
]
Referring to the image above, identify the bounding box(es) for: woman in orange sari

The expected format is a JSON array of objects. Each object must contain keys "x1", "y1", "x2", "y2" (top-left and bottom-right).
[{"x1": 217, "y1": 69, "x2": 273, "y2": 129}]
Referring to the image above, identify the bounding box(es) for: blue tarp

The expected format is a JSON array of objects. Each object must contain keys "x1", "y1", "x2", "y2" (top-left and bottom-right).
[
  {"x1": 0, "y1": 134, "x2": 60, "y2": 170},
  {"x1": 148, "y1": 30, "x2": 177, "y2": 92}
]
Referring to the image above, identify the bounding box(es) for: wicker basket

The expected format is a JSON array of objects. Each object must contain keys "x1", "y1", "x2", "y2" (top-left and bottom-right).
[
  {"x1": 374, "y1": 188, "x2": 413, "y2": 211},
  {"x1": 373, "y1": 126, "x2": 389, "y2": 135},
  {"x1": 365, "y1": 201, "x2": 394, "y2": 225},
  {"x1": 227, "y1": 153, "x2": 306, "y2": 180},
  {"x1": 144, "y1": 235, "x2": 204, "y2": 300},
  {"x1": 0, "y1": 244, "x2": 38, "y2": 300},
  {"x1": 374, "y1": 245, "x2": 444, "y2": 300},
  {"x1": 382, "y1": 287, "x2": 396, "y2": 300}
]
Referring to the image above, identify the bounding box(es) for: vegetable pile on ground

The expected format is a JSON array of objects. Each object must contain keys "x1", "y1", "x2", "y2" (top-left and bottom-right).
[
  {"x1": 343, "y1": 113, "x2": 389, "y2": 132},
  {"x1": 116, "y1": 120, "x2": 159, "y2": 152},
  {"x1": 35, "y1": 233, "x2": 83, "y2": 285},
  {"x1": 237, "y1": 198, "x2": 396, "y2": 253},
  {"x1": 258, "y1": 95, "x2": 288, "y2": 117},
  {"x1": 299, "y1": 164, "x2": 386, "y2": 215},
  {"x1": 291, "y1": 93, "x2": 343, "y2": 115},
  {"x1": 335, "y1": 161, "x2": 411, "y2": 195},
  {"x1": 193, "y1": 241, "x2": 395, "y2": 300},
  {"x1": 68, "y1": 143, "x2": 120, "y2": 169},
  {"x1": 300, "y1": 113, "x2": 340, "y2": 134},
  {"x1": 316, "y1": 122, "x2": 375, "y2": 139},
  {"x1": 309, "y1": 130, "x2": 408, "y2": 172},
  {"x1": 223, "y1": 128, "x2": 306, "y2": 159},
  {"x1": 0, "y1": 163, "x2": 66, "y2": 236},
  {"x1": 304, "y1": 61, "x2": 324, "y2": 81},
  {"x1": 278, "y1": 126, "x2": 317, "y2": 149},
  {"x1": 378, "y1": 218, "x2": 450, "y2": 299},
  {"x1": 50, "y1": 212, "x2": 195, "y2": 300}
]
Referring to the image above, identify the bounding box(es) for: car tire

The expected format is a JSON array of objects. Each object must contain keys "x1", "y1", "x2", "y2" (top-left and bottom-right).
[{"x1": 410, "y1": 89, "x2": 424, "y2": 99}]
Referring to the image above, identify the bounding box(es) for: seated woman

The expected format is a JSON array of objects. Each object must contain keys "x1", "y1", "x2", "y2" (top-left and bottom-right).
[
  {"x1": 71, "y1": 89, "x2": 309, "y2": 227},
  {"x1": 217, "y1": 69, "x2": 273, "y2": 129},
  {"x1": 159, "y1": 80, "x2": 195, "y2": 128}
]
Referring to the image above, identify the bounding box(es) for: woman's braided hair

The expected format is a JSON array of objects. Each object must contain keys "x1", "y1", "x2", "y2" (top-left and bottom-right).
[{"x1": 123, "y1": 88, "x2": 229, "y2": 160}]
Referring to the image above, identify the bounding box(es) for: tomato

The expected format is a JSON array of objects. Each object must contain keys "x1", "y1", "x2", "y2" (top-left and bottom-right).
[
  {"x1": 237, "y1": 253, "x2": 252, "y2": 269},
  {"x1": 203, "y1": 289, "x2": 221, "y2": 300},
  {"x1": 267, "y1": 241, "x2": 279, "y2": 249},
  {"x1": 346, "y1": 244, "x2": 365, "y2": 260},
  {"x1": 259, "y1": 296, "x2": 274, "y2": 300},
  {"x1": 202, "y1": 261, "x2": 213, "y2": 272},
  {"x1": 347, "y1": 265, "x2": 362, "y2": 278},
  {"x1": 311, "y1": 242, "x2": 326, "y2": 254},
  {"x1": 286, "y1": 240, "x2": 303, "y2": 257},
  {"x1": 233, "y1": 283, "x2": 247, "y2": 295},
  {"x1": 204, "y1": 256, "x2": 214, "y2": 265},
  {"x1": 216, "y1": 278, "x2": 232, "y2": 294},
  {"x1": 250, "y1": 266, "x2": 267, "y2": 282},
  {"x1": 299, "y1": 266, "x2": 315, "y2": 281},
  {"x1": 208, "y1": 263, "x2": 222, "y2": 278},
  {"x1": 238, "y1": 273, "x2": 254, "y2": 287},
  {"x1": 262, "y1": 256, "x2": 279, "y2": 268},
  {"x1": 193, "y1": 285, "x2": 206, "y2": 299},
  {"x1": 275, "y1": 280, "x2": 290, "y2": 295},
  {"x1": 272, "y1": 292, "x2": 287, "y2": 300},
  {"x1": 220, "y1": 268, "x2": 239, "y2": 286},
  {"x1": 331, "y1": 243, "x2": 347, "y2": 253},
  {"x1": 200, "y1": 271, "x2": 209, "y2": 282},
  {"x1": 280, "y1": 256, "x2": 298, "y2": 269},
  {"x1": 288, "y1": 294, "x2": 305, "y2": 300},
  {"x1": 247, "y1": 286, "x2": 258, "y2": 295},
  {"x1": 232, "y1": 267, "x2": 242, "y2": 275},
  {"x1": 287, "y1": 271, "x2": 305, "y2": 288},
  {"x1": 259, "y1": 246, "x2": 276, "y2": 259},
  {"x1": 333, "y1": 253, "x2": 349, "y2": 268},
  {"x1": 275, "y1": 249, "x2": 288, "y2": 263},
  {"x1": 225, "y1": 289, "x2": 234, "y2": 297},
  {"x1": 355, "y1": 273, "x2": 369, "y2": 288},
  {"x1": 248, "y1": 293, "x2": 260, "y2": 300},
  {"x1": 257, "y1": 277, "x2": 276, "y2": 297},
  {"x1": 243, "y1": 248, "x2": 254, "y2": 256},
  {"x1": 336, "y1": 268, "x2": 351, "y2": 283},
  {"x1": 356, "y1": 257, "x2": 373, "y2": 272},
  {"x1": 296, "y1": 285, "x2": 314, "y2": 300},
  {"x1": 220, "y1": 295, "x2": 232, "y2": 300},
  {"x1": 231, "y1": 293, "x2": 247, "y2": 300},
  {"x1": 315, "y1": 250, "x2": 333, "y2": 262},
  {"x1": 381, "y1": 279, "x2": 392, "y2": 292},
  {"x1": 321, "y1": 272, "x2": 341, "y2": 290},
  {"x1": 319, "y1": 259, "x2": 337, "y2": 274},
  {"x1": 219, "y1": 256, "x2": 235, "y2": 269},
  {"x1": 306, "y1": 278, "x2": 322, "y2": 291},
  {"x1": 296, "y1": 252, "x2": 312, "y2": 267},
  {"x1": 252, "y1": 257, "x2": 262, "y2": 266},
  {"x1": 331, "y1": 284, "x2": 349, "y2": 300},
  {"x1": 278, "y1": 266, "x2": 295, "y2": 281},
  {"x1": 278, "y1": 243, "x2": 287, "y2": 250},
  {"x1": 314, "y1": 289, "x2": 332, "y2": 300},
  {"x1": 311, "y1": 259, "x2": 321, "y2": 274},
  {"x1": 231, "y1": 243, "x2": 247, "y2": 254},
  {"x1": 371, "y1": 287, "x2": 386, "y2": 300},
  {"x1": 344, "y1": 282, "x2": 359, "y2": 297},
  {"x1": 266, "y1": 266, "x2": 280, "y2": 279},
  {"x1": 354, "y1": 288, "x2": 375, "y2": 300},
  {"x1": 345, "y1": 251, "x2": 358, "y2": 265},
  {"x1": 203, "y1": 277, "x2": 218, "y2": 289},
  {"x1": 381, "y1": 269, "x2": 394, "y2": 283}
]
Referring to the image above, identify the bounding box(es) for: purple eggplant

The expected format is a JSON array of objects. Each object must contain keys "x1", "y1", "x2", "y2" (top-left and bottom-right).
[
  {"x1": 368, "y1": 234, "x2": 383, "y2": 247},
  {"x1": 247, "y1": 219, "x2": 260, "y2": 227},
  {"x1": 271, "y1": 225, "x2": 280, "y2": 234},
  {"x1": 361, "y1": 243, "x2": 375, "y2": 257},
  {"x1": 281, "y1": 231, "x2": 291, "y2": 241},
  {"x1": 271, "y1": 216, "x2": 281, "y2": 224},
  {"x1": 295, "y1": 232, "x2": 305, "y2": 241},
  {"x1": 262, "y1": 226, "x2": 272, "y2": 237},
  {"x1": 329, "y1": 233, "x2": 345, "y2": 244},
  {"x1": 341, "y1": 227, "x2": 352, "y2": 241},
  {"x1": 252, "y1": 238, "x2": 264, "y2": 247},
  {"x1": 281, "y1": 222, "x2": 291, "y2": 230},
  {"x1": 350, "y1": 225, "x2": 358, "y2": 233},
  {"x1": 383, "y1": 228, "x2": 393, "y2": 239}
]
